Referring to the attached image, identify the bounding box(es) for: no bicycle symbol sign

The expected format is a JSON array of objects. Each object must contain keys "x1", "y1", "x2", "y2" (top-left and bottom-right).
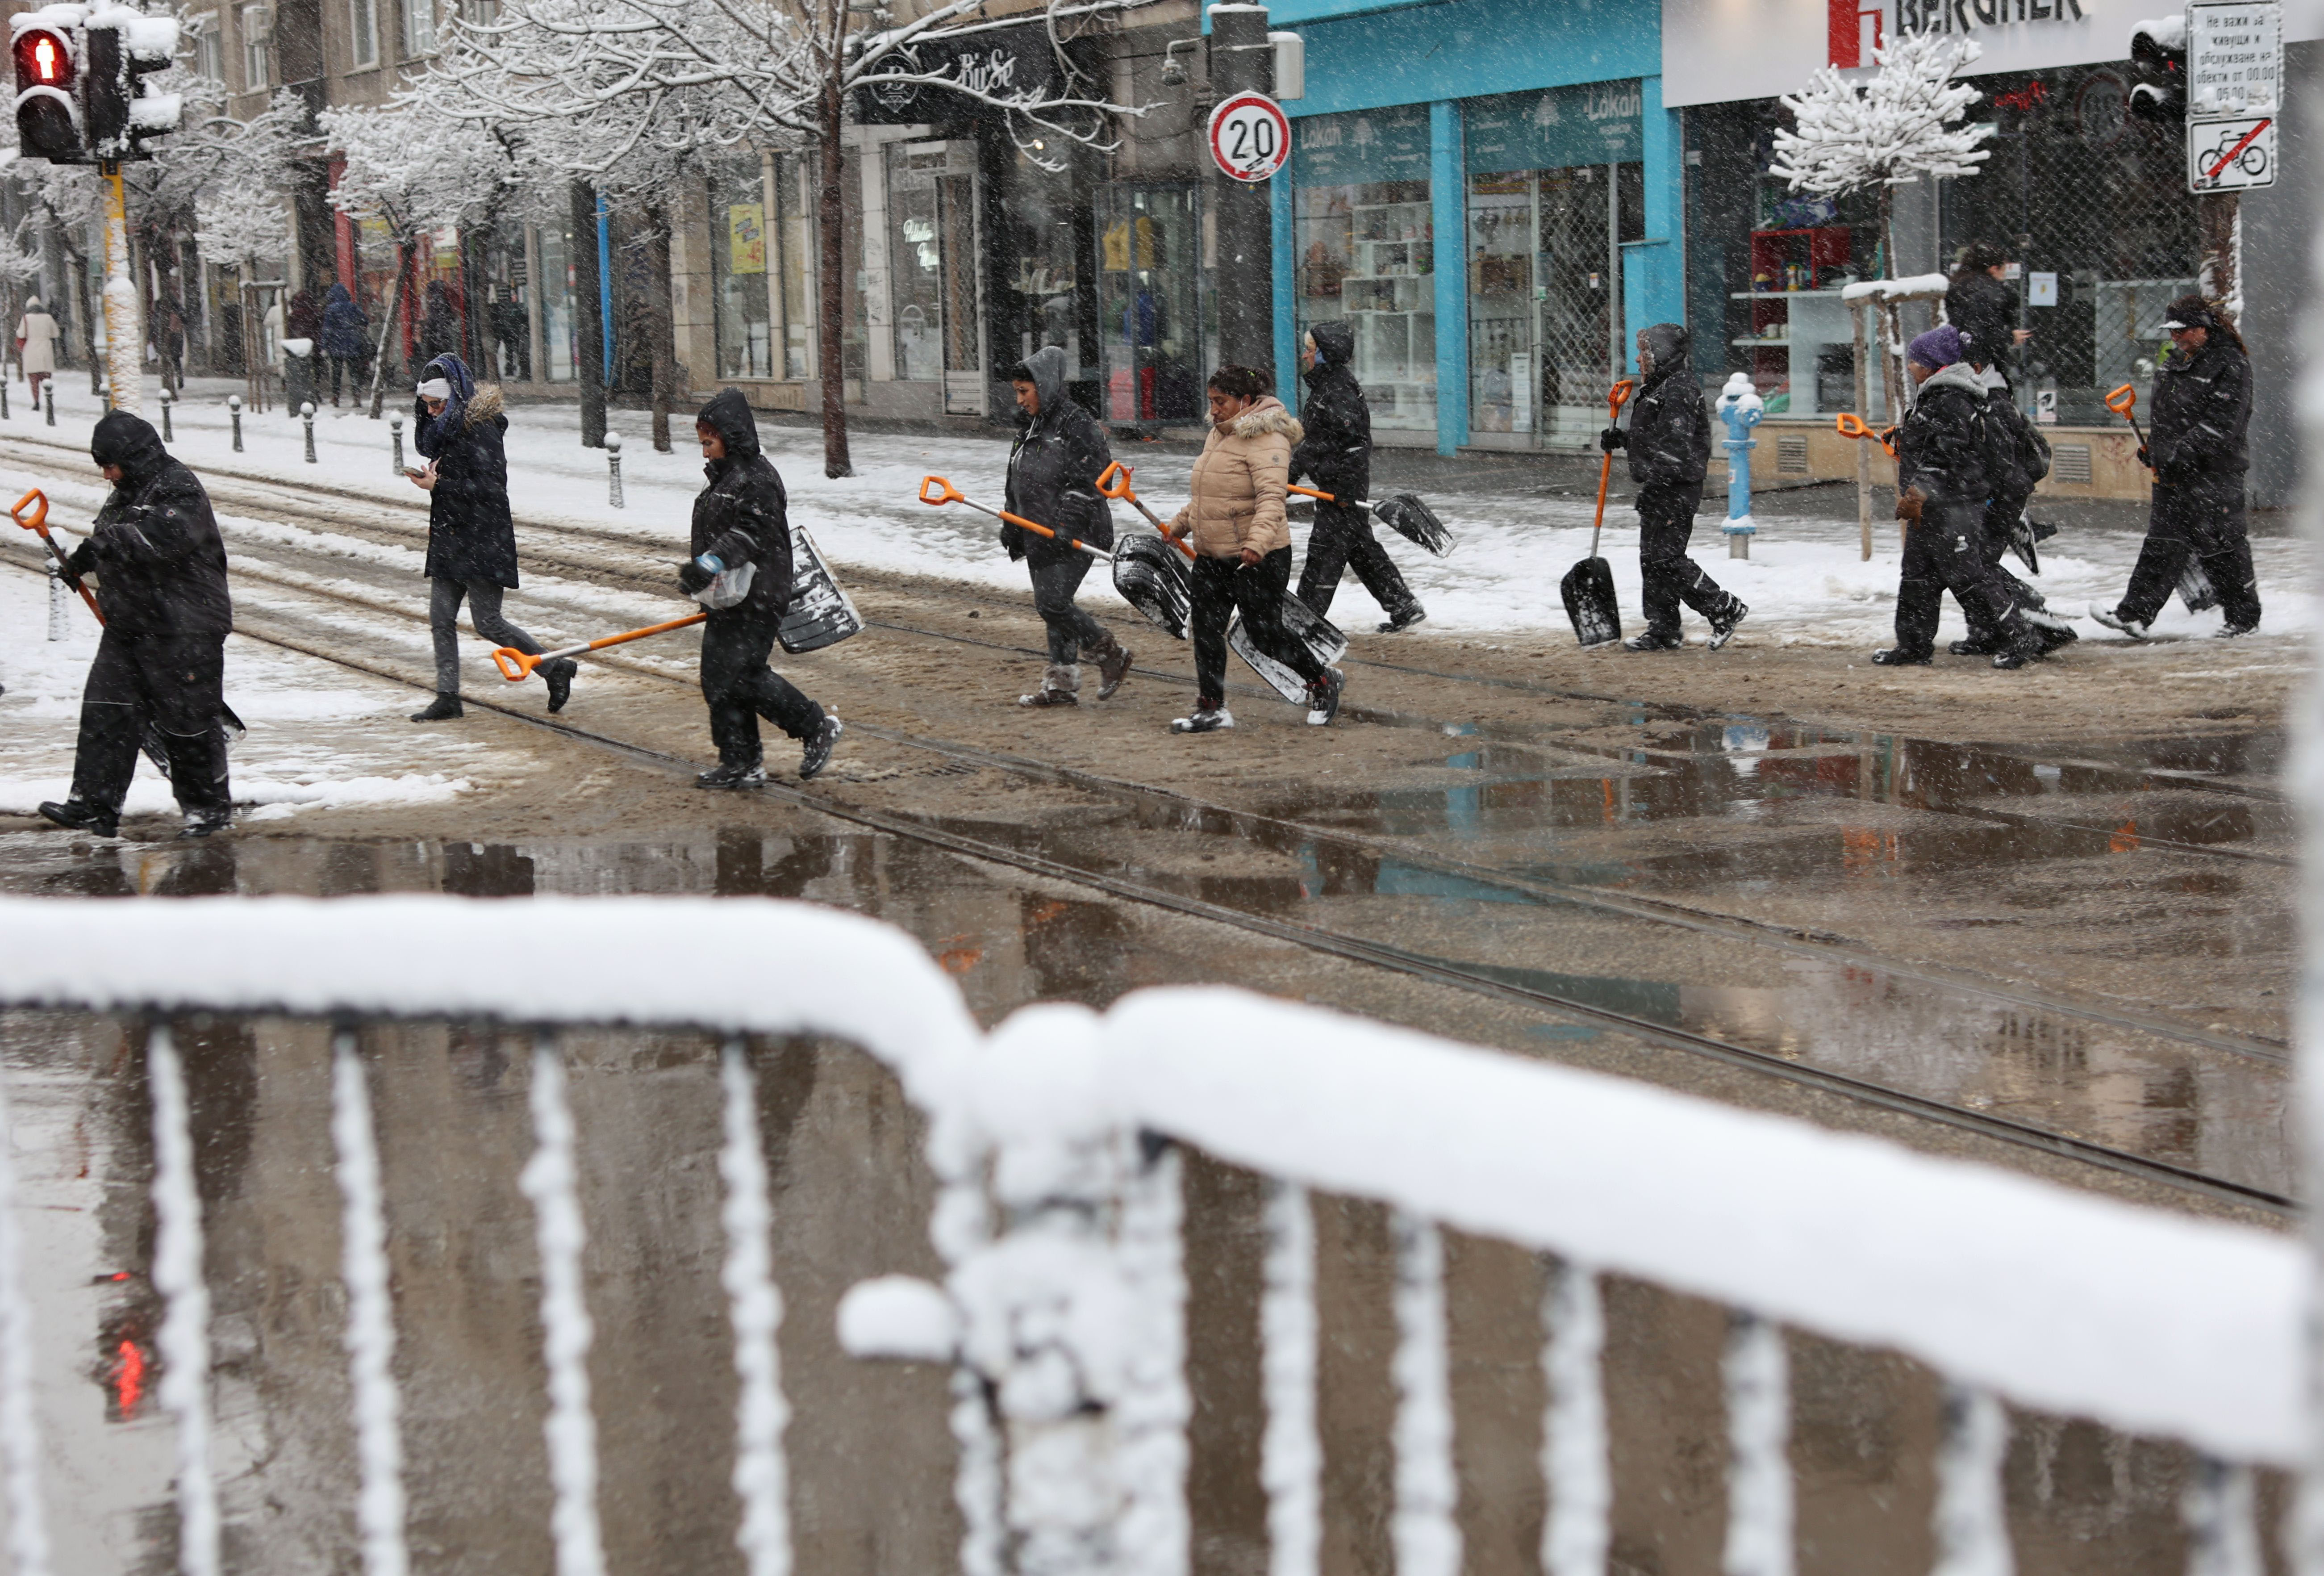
[
  {"x1": 2187, "y1": 114, "x2": 2277, "y2": 191},
  {"x1": 1209, "y1": 92, "x2": 1290, "y2": 183}
]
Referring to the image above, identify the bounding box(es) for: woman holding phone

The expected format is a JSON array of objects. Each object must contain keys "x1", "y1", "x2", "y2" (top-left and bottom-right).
[{"x1": 405, "y1": 353, "x2": 576, "y2": 719}]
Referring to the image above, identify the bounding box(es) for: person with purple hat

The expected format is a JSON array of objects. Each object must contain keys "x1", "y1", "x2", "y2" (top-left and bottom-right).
[
  {"x1": 2091, "y1": 294, "x2": 2258, "y2": 640},
  {"x1": 1874, "y1": 324, "x2": 2044, "y2": 670}
]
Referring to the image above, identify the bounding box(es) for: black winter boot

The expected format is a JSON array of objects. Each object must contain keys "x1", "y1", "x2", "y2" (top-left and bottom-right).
[
  {"x1": 1623, "y1": 629, "x2": 1683, "y2": 652},
  {"x1": 410, "y1": 694, "x2": 463, "y2": 722},
  {"x1": 1378, "y1": 604, "x2": 1427, "y2": 634},
  {"x1": 1871, "y1": 648, "x2": 1932, "y2": 666},
  {"x1": 1094, "y1": 640, "x2": 1134, "y2": 700},
  {"x1": 799, "y1": 715, "x2": 843, "y2": 781},
  {"x1": 696, "y1": 757, "x2": 766, "y2": 790},
  {"x1": 543, "y1": 658, "x2": 578, "y2": 714},
  {"x1": 38, "y1": 799, "x2": 118, "y2": 838},
  {"x1": 1707, "y1": 600, "x2": 1749, "y2": 652},
  {"x1": 178, "y1": 805, "x2": 232, "y2": 839}
]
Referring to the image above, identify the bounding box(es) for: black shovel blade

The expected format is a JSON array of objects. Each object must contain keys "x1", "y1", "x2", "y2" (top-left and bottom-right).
[
  {"x1": 1560, "y1": 556, "x2": 1622, "y2": 648},
  {"x1": 2178, "y1": 560, "x2": 2220, "y2": 614},
  {"x1": 1374, "y1": 493, "x2": 1454, "y2": 556},
  {"x1": 778, "y1": 524, "x2": 865, "y2": 654},
  {"x1": 1227, "y1": 618, "x2": 1310, "y2": 701},
  {"x1": 1277, "y1": 590, "x2": 1349, "y2": 667},
  {"x1": 1110, "y1": 534, "x2": 1191, "y2": 639},
  {"x1": 1226, "y1": 592, "x2": 1348, "y2": 703}
]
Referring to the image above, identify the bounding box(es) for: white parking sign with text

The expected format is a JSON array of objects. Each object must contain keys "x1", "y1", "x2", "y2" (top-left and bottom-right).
[
  {"x1": 1209, "y1": 92, "x2": 1291, "y2": 184},
  {"x1": 2188, "y1": 1, "x2": 2282, "y2": 116}
]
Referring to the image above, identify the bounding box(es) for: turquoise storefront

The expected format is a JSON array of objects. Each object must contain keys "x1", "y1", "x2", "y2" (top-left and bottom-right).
[{"x1": 1255, "y1": 0, "x2": 1677, "y2": 455}]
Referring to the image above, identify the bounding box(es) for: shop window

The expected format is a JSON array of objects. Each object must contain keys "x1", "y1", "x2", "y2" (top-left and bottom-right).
[
  {"x1": 476, "y1": 218, "x2": 529, "y2": 382},
  {"x1": 538, "y1": 222, "x2": 577, "y2": 383},
  {"x1": 711, "y1": 163, "x2": 773, "y2": 380},
  {"x1": 886, "y1": 145, "x2": 944, "y2": 383},
  {"x1": 1462, "y1": 86, "x2": 1642, "y2": 449},
  {"x1": 1097, "y1": 184, "x2": 1202, "y2": 424},
  {"x1": 1005, "y1": 146, "x2": 1085, "y2": 378},
  {"x1": 773, "y1": 153, "x2": 814, "y2": 381},
  {"x1": 1293, "y1": 105, "x2": 1434, "y2": 433}
]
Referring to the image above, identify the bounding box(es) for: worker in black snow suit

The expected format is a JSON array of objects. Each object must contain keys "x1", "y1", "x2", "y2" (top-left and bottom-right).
[
  {"x1": 1002, "y1": 345, "x2": 1132, "y2": 707},
  {"x1": 1944, "y1": 242, "x2": 2028, "y2": 389},
  {"x1": 39, "y1": 411, "x2": 234, "y2": 840},
  {"x1": 407, "y1": 353, "x2": 577, "y2": 720},
  {"x1": 680, "y1": 389, "x2": 843, "y2": 786},
  {"x1": 1955, "y1": 364, "x2": 2074, "y2": 658},
  {"x1": 1878, "y1": 326, "x2": 2042, "y2": 669},
  {"x1": 1290, "y1": 321, "x2": 1423, "y2": 632},
  {"x1": 1601, "y1": 323, "x2": 1746, "y2": 652},
  {"x1": 2091, "y1": 295, "x2": 2260, "y2": 640}
]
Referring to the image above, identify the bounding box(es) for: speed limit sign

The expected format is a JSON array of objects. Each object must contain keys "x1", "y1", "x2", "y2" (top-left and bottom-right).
[{"x1": 1209, "y1": 92, "x2": 1291, "y2": 183}]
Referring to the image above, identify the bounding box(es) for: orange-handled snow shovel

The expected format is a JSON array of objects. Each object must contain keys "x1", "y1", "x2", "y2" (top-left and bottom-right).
[
  {"x1": 13, "y1": 488, "x2": 100, "y2": 622},
  {"x1": 1559, "y1": 380, "x2": 1636, "y2": 648},
  {"x1": 917, "y1": 474, "x2": 1116, "y2": 559},
  {"x1": 2103, "y1": 383, "x2": 2216, "y2": 612},
  {"x1": 1285, "y1": 484, "x2": 1455, "y2": 556},
  {"x1": 1094, "y1": 461, "x2": 1348, "y2": 702},
  {"x1": 492, "y1": 612, "x2": 708, "y2": 682},
  {"x1": 921, "y1": 471, "x2": 1189, "y2": 640},
  {"x1": 1835, "y1": 412, "x2": 1898, "y2": 458}
]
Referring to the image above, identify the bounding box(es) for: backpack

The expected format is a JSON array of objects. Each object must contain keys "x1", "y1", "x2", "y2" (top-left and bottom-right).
[{"x1": 1981, "y1": 396, "x2": 2049, "y2": 496}]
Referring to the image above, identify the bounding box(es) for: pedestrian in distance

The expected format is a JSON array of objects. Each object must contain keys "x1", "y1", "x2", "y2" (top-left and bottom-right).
[
  {"x1": 1164, "y1": 364, "x2": 1344, "y2": 734},
  {"x1": 38, "y1": 412, "x2": 235, "y2": 840},
  {"x1": 1003, "y1": 345, "x2": 1133, "y2": 707},
  {"x1": 16, "y1": 296, "x2": 58, "y2": 408},
  {"x1": 1602, "y1": 322, "x2": 1747, "y2": 652},
  {"x1": 321, "y1": 282, "x2": 369, "y2": 407},
  {"x1": 1291, "y1": 321, "x2": 1425, "y2": 633},
  {"x1": 2091, "y1": 296, "x2": 2260, "y2": 640},
  {"x1": 1945, "y1": 242, "x2": 2031, "y2": 388},
  {"x1": 405, "y1": 354, "x2": 577, "y2": 720},
  {"x1": 680, "y1": 389, "x2": 843, "y2": 786},
  {"x1": 1876, "y1": 326, "x2": 2044, "y2": 670}
]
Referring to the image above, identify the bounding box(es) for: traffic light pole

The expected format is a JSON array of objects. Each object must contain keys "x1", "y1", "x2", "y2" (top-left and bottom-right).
[{"x1": 97, "y1": 161, "x2": 140, "y2": 417}]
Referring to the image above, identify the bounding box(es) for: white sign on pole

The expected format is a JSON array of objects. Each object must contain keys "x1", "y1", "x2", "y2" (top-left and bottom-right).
[
  {"x1": 2186, "y1": 114, "x2": 2277, "y2": 191},
  {"x1": 2187, "y1": 2, "x2": 2281, "y2": 116},
  {"x1": 1208, "y1": 92, "x2": 1291, "y2": 184}
]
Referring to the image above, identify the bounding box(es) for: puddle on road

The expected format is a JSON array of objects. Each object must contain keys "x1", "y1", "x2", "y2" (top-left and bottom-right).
[{"x1": 0, "y1": 1010, "x2": 2248, "y2": 1575}]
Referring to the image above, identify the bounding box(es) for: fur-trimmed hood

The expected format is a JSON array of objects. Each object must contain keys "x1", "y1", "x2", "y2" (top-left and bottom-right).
[
  {"x1": 1227, "y1": 395, "x2": 1303, "y2": 445},
  {"x1": 465, "y1": 383, "x2": 504, "y2": 426}
]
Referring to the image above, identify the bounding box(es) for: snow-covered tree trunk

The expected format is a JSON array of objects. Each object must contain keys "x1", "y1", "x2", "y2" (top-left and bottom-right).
[
  {"x1": 2200, "y1": 193, "x2": 2241, "y2": 322},
  {"x1": 818, "y1": 82, "x2": 850, "y2": 479}
]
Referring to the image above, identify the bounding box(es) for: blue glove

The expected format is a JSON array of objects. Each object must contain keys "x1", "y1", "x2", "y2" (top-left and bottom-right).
[{"x1": 678, "y1": 553, "x2": 722, "y2": 595}]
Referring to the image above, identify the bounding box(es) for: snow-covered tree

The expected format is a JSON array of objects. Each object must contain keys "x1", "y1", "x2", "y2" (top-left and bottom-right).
[
  {"x1": 1772, "y1": 31, "x2": 1991, "y2": 413},
  {"x1": 415, "y1": 0, "x2": 1149, "y2": 475},
  {"x1": 322, "y1": 102, "x2": 513, "y2": 416}
]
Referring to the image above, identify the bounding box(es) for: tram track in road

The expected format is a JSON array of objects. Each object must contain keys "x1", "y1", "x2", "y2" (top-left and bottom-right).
[{"x1": 0, "y1": 526, "x2": 2297, "y2": 1217}]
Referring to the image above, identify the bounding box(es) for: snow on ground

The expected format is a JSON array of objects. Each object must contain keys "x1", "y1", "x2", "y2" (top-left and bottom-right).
[
  {"x1": 8, "y1": 375, "x2": 2313, "y2": 647},
  {"x1": 0, "y1": 564, "x2": 470, "y2": 823}
]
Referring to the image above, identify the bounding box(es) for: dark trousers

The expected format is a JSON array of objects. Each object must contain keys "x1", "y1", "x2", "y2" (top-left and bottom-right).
[
  {"x1": 1028, "y1": 552, "x2": 1114, "y2": 664},
  {"x1": 1190, "y1": 547, "x2": 1323, "y2": 707},
  {"x1": 430, "y1": 578, "x2": 542, "y2": 695},
  {"x1": 329, "y1": 355, "x2": 359, "y2": 403},
  {"x1": 2119, "y1": 477, "x2": 2261, "y2": 629},
  {"x1": 1298, "y1": 501, "x2": 1417, "y2": 619},
  {"x1": 70, "y1": 630, "x2": 230, "y2": 815},
  {"x1": 1894, "y1": 503, "x2": 2027, "y2": 657},
  {"x1": 1638, "y1": 485, "x2": 1734, "y2": 635},
  {"x1": 701, "y1": 613, "x2": 825, "y2": 765},
  {"x1": 1962, "y1": 496, "x2": 2046, "y2": 645}
]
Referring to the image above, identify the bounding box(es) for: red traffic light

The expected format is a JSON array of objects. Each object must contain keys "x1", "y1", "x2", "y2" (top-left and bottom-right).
[{"x1": 13, "y1": 28, "x2": 72, "y2": 91}]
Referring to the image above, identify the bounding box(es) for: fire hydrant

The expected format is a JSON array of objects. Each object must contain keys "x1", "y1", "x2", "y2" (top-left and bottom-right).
[{"x1": 1715, "y1": 372, "x2": 1763, "y2": 560}]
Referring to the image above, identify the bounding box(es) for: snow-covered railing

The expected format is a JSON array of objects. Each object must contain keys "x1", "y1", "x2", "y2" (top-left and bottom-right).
[{"x1": 0, "y1": 895, "x2": 2306, "y2": 1576}]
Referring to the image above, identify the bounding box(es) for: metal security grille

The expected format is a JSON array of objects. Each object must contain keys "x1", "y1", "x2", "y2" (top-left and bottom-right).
[
  {"x1": 1777, "y1": 434, "x2": 1809, "y2": 473},
  {"x1": 1941, "y1": 66, "x2": 2201, "y2": 426},
  {"x1": 2051, "y1": 443, "x2": 2093, "y2": 484}
]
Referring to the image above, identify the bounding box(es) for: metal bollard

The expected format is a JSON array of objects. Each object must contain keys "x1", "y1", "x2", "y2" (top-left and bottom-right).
[
  {"x1": 97, "y1": 381, "x2": 110, "y2": 414},
  {"x1": 46, "y1": 557, "x2": 66, "y2": 641},
  {"x1": 301, "y1": 401, "x2": 316, "y2": 462},
  {"x1": 390, "y1": 412, "x2": 405, "y2": 474},
  {"x1": 3, "y1": 377, "x2": 11, "y2": 421},
  {"x1": 229, "y1": 393, "x2": 243, "y2": 452},
  {"x1": 43, "y1": 380, "x2": 53, "y2": 426},
  {"x1": 159, "y1": 385, "x2": 171, "y2": 442},
  {"x1": 605, "y1": 431, "x2": 624, "y2": 508}
]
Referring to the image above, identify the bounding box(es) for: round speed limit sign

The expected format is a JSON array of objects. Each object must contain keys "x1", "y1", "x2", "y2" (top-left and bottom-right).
[{"x1": 1209, "y1": 92, "x2": 1291, "y2": 183}]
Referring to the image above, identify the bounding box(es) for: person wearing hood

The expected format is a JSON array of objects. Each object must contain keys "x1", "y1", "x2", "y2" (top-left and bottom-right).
[
  {"x1": 1878, "y1": 326, "x2": 2043, "y2": 669},
  {"x1": 1945, "y1": 243, "x2": 2028, "y2": 388},
  {"x1": 2092, "y1": 295, "x2": 2260, "y2": 640},
  {"x1": 406, "y1": 354, "x2": 577, "y2": 719},
  {"x1": 679, "y1": 389, "x2": 843, "y2": 785},
  {"x1": 321, "y1": 282, "x2": 370, "y2": 407},
  {"x1": 1290, "y1": 322, "x2": 1424, "y2": 633},
  {"x1": 1164, "y1": 364, "x2": 1344, "y2": 733},
  {"x1": 38, "y1": 412, "x2": 235, "y2": 840},
  {"x1": 1601, "y1": 324, "x2": 1746, "y2": 651},
  {"x1": 15, "y1": 297, "x2": 57, "y2": 406},
  {"x1": 1003, "y1": 346, "x2": 1131, "y2": 707}
]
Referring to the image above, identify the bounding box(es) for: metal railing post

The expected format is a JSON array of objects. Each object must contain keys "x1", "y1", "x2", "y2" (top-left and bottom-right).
[
  {"x1": 390, "y1": 413, "x2": 405, "y2": 475},
  {"x1": 301, "y1": 401, "x2": 316, "y2": 463},
  {"x1": 158, "y1": 385, "x2": 171, "y2": 442},
  {"x1": 228, "y1": 394, "x2": 242, "y2": 453},
  {"x1": 605, "y1": 432, "x2": 624, "y2": 508}
]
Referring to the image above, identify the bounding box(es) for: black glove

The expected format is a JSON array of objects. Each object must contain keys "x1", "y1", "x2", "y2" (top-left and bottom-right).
[
  {"x1": 2156, "y1": 455, "x2": 2200, "y2": 484},
  {"x1": 677, "y1": 556, "x2": 716, "y2": 595},
  {"x1": 1000, "y1": 523, "x2": 1026, "y2": 563},
  {"x1": 1599, "y1": 426, "x2": 1626, "y2": 452},
  {"x1": 2135, "y1": 444, "x2": 2152, "y2": 468},
  {"x1": 58, "y1": 541, "x2": 91, "y2": 591}
]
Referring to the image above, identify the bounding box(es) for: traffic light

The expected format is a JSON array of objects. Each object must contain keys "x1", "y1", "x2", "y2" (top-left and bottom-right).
[
  {"x1": 11, "y1": 18, "x2": 82, "y2": 163},
  {"x1": 83, "y1": 7, "x2": 180, "y2": 161},
  {"x1": 2129, "y1": 20, "x2": 2186, "y2": 123}
]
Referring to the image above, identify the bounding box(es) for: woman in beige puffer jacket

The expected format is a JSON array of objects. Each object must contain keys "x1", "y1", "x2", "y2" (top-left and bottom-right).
[{"x1": 1162, "y1": 365, "x2": 1345, "y2": 732}]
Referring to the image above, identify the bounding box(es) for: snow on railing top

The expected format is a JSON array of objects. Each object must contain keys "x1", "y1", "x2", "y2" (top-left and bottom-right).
[
  {"x1": 1840, "y1": 272, "x2": 1951, "y2": 302},
  {"x1": 0, "y1": 897, "x2": 2303, "y2": 1468}
]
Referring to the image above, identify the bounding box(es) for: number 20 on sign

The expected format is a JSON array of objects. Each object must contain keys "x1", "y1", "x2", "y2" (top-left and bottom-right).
[{"x1": 1209, "y1": 92, "x2": 1291, "y2": 183}]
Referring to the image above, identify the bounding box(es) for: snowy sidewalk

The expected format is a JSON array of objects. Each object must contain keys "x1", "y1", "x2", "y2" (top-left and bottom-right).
[{"x1": 6, "y1": 375, "x2": 2311, "y2": 647}]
